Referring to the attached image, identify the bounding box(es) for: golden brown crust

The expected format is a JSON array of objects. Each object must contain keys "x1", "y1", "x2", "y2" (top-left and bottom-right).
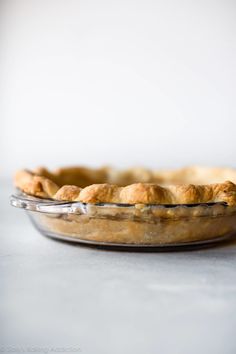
[
  {"x1": 14, "y1": 166, "x2": 236, "y2": 205},
  {"x1": 14, "y1": 170, "x2": 59, "y2": 198},
  {"x1": 53, "y1": 185, "x2": 82, "y2": 201},
  {"x1": 34, "y1": 166, "x2": 110, "y2": 188}
]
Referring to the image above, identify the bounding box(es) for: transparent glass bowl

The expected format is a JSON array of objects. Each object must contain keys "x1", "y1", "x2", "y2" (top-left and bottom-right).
[{"x1": 11, "y1": 192, "x2": 236, "y2": 250}]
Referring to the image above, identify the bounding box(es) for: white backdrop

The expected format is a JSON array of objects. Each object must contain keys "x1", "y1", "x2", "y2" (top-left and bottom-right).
[{"x1": 1, "y1": 0, "x2": 236, "y2": 178}]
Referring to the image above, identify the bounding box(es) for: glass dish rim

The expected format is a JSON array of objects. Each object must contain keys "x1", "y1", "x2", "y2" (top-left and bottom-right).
[{"x1": 10, "y1": 190, "x2": 229, "y2": 214}]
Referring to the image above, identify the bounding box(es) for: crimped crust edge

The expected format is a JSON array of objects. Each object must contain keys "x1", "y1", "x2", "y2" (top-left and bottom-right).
[{"x1": 14, "y1": 166, "x2": 236, "y2": 206}]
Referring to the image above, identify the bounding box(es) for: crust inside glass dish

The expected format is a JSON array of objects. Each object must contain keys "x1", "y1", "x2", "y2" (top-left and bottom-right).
[{"x1": 12, "y1": 165, "x2": 236, "y2": 248}]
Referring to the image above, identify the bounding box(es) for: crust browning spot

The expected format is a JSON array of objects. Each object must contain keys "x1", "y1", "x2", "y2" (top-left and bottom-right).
[
  {"x1": 78, "y1": 184, "x2": 120, "y2": 203},
  {"x1": 54, "y1": 185, "x2": 82, "y2": 201},
  {"x1": 120, "y1": 183, "x2": 171, "y2": 204}
]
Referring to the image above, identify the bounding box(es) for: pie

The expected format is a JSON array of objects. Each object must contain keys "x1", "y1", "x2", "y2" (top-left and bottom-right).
[{"x1": 14, "y1": 166, "x2": 236, "y2": 246}]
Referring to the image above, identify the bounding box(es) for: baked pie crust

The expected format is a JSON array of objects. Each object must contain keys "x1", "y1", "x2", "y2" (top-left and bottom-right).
[{"x1": 15, "y1": 166, "x2": 236, "y2": 206}]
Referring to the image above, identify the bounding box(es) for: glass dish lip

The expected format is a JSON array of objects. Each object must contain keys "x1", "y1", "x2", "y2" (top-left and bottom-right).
[{"x1": 10, "y1": 190, "x2": 229, "y2": 214}]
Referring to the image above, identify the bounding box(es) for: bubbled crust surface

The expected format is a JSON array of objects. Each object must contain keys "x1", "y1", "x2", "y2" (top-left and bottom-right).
[{"x1": 14, "y1": 166, "x2": 236, "y2": 205}]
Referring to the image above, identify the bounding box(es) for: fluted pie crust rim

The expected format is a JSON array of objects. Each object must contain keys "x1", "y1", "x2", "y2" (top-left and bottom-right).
[{"x1": 14, "y1": 166, "x2": 236, "y2": 206}]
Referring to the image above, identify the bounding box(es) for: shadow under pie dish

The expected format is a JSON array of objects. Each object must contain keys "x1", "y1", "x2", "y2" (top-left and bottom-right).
[{"x1": 11, "y1": 166, "x2": 236, "y2": 249}]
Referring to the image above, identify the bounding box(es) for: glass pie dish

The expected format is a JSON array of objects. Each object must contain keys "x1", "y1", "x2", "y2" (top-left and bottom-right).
[{"x1": 10, "y1": 191, "x2": 236, "y2": 250}]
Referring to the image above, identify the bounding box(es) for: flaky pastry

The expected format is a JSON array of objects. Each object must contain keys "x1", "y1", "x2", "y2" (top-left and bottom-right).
[{"x1": 14, "y1": 166, "x2": 236, "y2": 206}]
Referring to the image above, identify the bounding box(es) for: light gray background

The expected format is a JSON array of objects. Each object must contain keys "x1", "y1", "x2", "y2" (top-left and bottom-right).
[{"x1": 1, "y1": 0, "x2": 236, "y2": 176}]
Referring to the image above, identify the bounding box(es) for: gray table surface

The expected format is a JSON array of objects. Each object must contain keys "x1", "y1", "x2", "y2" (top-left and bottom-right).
[{"x1": 1, "y1": 180, "x2": 236, "y2": 354}]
